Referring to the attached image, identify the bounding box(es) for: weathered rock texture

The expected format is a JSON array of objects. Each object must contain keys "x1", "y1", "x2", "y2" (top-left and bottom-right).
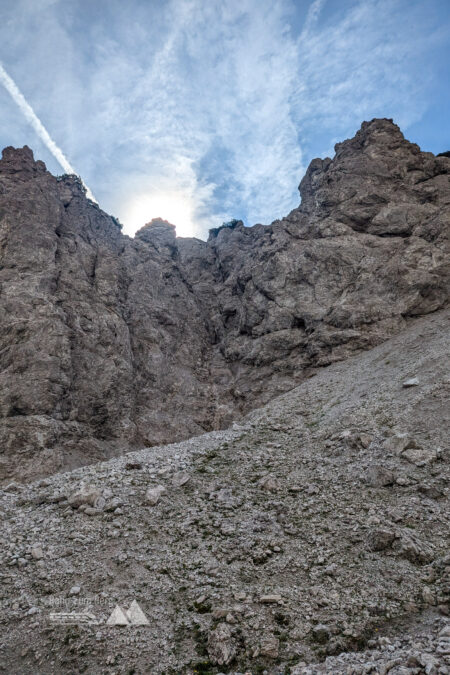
[
  {"x1": 0, "y1": 307, "x2": 448, "y2": 674},
  {"x1": 0, "y1": 119, "x2": 449, "y2": 481}
]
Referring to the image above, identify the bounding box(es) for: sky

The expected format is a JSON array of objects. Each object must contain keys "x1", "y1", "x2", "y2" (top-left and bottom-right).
[{"x1": 0, "y1": 0, "x2": 449, "y2": 239}]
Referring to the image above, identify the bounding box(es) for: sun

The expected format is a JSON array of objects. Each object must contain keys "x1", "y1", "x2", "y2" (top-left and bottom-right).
[{"x1": 121, "y1": 191, "x2": 197, "y2": 238}]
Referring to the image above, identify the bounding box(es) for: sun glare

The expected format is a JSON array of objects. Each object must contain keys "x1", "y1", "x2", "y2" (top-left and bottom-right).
[{"x1": 121, "y1": 191, "x2": 197, "y2": 238}]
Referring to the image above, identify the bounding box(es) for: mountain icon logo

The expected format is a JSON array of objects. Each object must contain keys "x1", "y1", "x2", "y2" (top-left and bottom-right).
[{"x1": 106, "y1": 600, "x2": 149, "y2": 626}]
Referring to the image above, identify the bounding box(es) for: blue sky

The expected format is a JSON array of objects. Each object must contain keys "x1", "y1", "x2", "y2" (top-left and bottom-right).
[{"x1": 0, "y1": 0, "x2": 449, "y2": 238}]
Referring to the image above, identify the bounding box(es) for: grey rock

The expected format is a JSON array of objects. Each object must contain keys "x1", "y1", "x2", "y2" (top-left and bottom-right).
[
  {"x1": 172, "y1": 471, "x2": 190, "y2": 487},
  {"x1": 393, "y1": 532, "x2": 435, "y2": 564},
  {"x1": 259, "y1": 634, "x2": 280, "y2": 658},
  {"x1": 1, "y1": 117, "x2": 449, "y2": 483},
  {"x1": 311, "y1": 624, "x2": 331, "y2": 644},
  {"x1": 258, "y1": 474, "x2": 280, "y2": 492},
  {"x1": 259, "y1": 594, "x2": 282, "y2": 604},
  {"x1": 384, "y1": 434, "x2": 415, "y2": 455},
  {"x1": 145, "y1": 485, "x2": 166, "y2": 506},
  {"x1": 30, "y1": 547, "x2": 43, "y2": 560},
  {"x1": 207, "y1": 623, "x2": 236, "y2": 666},
  {"x1": 368, "y1": 528, "x2": 397, "y2": 551},
  {"x1": 403, "y1": 377, "x2": 420, "y2": 388},
  {"x1": 67, "y1": 486, "x2": 101, "y2": 509},
  {"x1": 402, "y1": 446, "x2": 437, "y2": 467},
  {"x1": 365, "y1": 465, "x2": 395, "y2": 487}
]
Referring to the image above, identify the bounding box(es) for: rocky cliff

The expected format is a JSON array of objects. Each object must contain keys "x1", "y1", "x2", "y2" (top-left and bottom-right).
[{"x1": 0, "y1": 118, "x2": 449, "y2": 482}]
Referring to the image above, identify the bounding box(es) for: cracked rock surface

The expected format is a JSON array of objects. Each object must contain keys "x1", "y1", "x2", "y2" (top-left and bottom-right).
[{"x1": 0, "y1": 118, "x2": 449, "y2": 481}]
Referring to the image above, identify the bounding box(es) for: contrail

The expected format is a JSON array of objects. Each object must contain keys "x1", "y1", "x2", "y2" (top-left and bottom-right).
[{"x1": 0, "y1": 62, "x2": 96, "y2": 202}]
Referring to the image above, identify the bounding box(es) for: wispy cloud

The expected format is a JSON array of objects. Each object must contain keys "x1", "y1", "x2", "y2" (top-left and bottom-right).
[
  {"x1": 0, "y1": 0, "x2": 448, "y2": 238},
  {"x1": 300, "y1": 0, "x2": 327, "y2": 39},
  {"x1": 293, "y1": 0, "x2": 448, "y2": 156},
  {"x1": 83, "y1": 0, "x2": 306, "y2": 234}
]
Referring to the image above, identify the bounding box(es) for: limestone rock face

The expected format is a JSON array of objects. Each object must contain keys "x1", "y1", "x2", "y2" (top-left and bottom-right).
[{"x1": 0, "y1": 118, "x2": 449, "y2": 481}]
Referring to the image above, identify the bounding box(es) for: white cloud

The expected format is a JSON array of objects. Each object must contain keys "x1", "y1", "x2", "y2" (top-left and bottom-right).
[
  {"x1": 78, "y1": 0, "x2": 305, "y2": 235},
  {"x1": 293, "y1": 0, "x2": 441, "y2": 151},
  {"x1": 300, "y1": 0, "x2": 327, "y2": 39},
  {"x1": 0, "y1": 0, "x2": 447, "y2": 238}
]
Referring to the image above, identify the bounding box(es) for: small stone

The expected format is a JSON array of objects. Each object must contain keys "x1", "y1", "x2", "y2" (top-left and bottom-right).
[
  {"x1": 402, "y1": 377, "x2": 419, "y2": 387},
  {"x1": 403, "y1": 601, "x2": 418, "y2": 613},
  {"x1": 69, "y1": 585, "x2": 81, "y2": 596},
  {"x1": 207, "y1": 623, "x2": 236, "y2": 666},
  {"x1": 105, "y1": 497, "x2": 123, "y2": 512},
  {"x1": 384, "y1": 433, "x2": 414, "y2": 454},
  {"x1": 259, "y1": 594, "x2": 282, "y2": 604},
  {"x1": 220, "y1": 522, "x2": 236, "y2": 536},
  {"x1": 31, "y1": 547, "x2": 43, "y2": 560},
  {"x1": 172, "y1": 471, "x2": 190, "y2": 487},
  {"x1": 417, "y1": 484, "x2": 444, "y2": 500},
  {"x1": 125, "y1": 460, "x2": 142, "y2": 470},
  {"x1": 212, "y1": 608, "x2": 228, "y2": 620},
  {"x1": 145, "y1": 485, "x2": 166, "y2": 505},
  {"x1": 259, "y1": 634, "x2": 279, "y2": 658},
  {"x1": 359, "y1": 433, "x2": 372, "y2": 449},
  {"x1": 68, "y1": 485, "x2": 101, "y2": 509},
  {"x1": 258, "y1": 474, "x2": 280, "y2": 492},
  {"x1": 418, "y1": 652, "x2": 440, "y2": 674},
  {"x1": 234, "y1": 592, "x2": 246, "y2": 601},
  {"x1": 324, "y1": 563, "x2": 338, "y2": 576},
  {"x1": 402, "y1": 446, "x2": 437, "y2": 467},
  {"x1": 311, "y1": 623, "x2": 331, "y2": 644},
  {"x1": 422, "y1": 587, "x2": 435, "y2": 605},
  {"x1": 379, "y1": 658, "x2": 402, "y2": 675},
  {"x1": 367, "y1": 514, "x2": 381, "y2": 526},
  {"x1": 93, "y1": 496, "x2": 106, "y2": 510},
  {"x1": 365, "y1": 465, "x2": 395, "y2": 487},
  {"x1": 368, "y1": 528, "x2": 396, "y2": 552},
  {"x1": 393, "y1": 533, "x2": 434, "y2": 564},
  {"x1": 3, "y1": 482, "x2": 21, "y2": 492},
  {"x1": 195, "y1": 595, "x2": 207, "y2": 605}
]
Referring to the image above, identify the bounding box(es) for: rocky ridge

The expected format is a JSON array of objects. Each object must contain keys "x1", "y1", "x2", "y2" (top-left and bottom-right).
[{"x1": 0, "y1": 118, "x2": 449, "y2": 482}]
